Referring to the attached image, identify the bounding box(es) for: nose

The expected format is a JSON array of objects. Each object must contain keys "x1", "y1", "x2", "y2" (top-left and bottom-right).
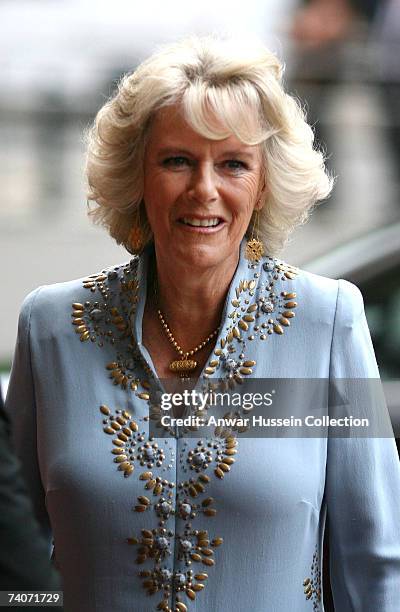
[{"x1": 187, "y1": 162, "x2": 218, "y2": 204}]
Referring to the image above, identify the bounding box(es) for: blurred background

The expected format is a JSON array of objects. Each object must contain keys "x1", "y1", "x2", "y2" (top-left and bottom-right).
[{"x1": 1, "y1": 0, "x2": 400, "y2": 386}]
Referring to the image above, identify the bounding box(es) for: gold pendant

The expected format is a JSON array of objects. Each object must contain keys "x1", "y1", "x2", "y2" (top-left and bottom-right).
[
  {"x1": 245, "y1": 238, "x2": 264, "y2": 261},
  {"x1": 169, "y1": 359, "x2": 197, "y2": 373}
]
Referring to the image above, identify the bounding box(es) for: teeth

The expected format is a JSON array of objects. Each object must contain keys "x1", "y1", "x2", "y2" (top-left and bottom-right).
[{"x1": 182, "y1": 217, "x2": 220, "y2": 227}]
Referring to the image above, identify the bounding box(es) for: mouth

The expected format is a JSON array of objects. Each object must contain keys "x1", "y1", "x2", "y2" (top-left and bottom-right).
[{"x1": 177, "y1": 216, "x2": 226, "y2": 232}]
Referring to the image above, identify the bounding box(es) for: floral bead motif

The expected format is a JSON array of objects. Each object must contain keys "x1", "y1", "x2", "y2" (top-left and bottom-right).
[
  {"x1": 124, "y1": 433, "x2": 237, "y2": 611},
  {"x1": 100, "y1": 404, "x2": 144, "y2": 477},
  {"x1": 100, "y1": 404, "x2": 174, "y2": 477},
  {"x1": 204, "y1": 256, "x2": 299, "y2": 382},
  {"x1": 71, "y1": 259, "x2": 139, "y2": 345},
  {"x1": 71, "y1": 259, "x2": 146, "y2": 392},
  {"x1": 303, "y1": 546, "x2": 322, "y2": 610},
  {"x1": 179, "y1": 437, "x2": 237, "y2": 479}
]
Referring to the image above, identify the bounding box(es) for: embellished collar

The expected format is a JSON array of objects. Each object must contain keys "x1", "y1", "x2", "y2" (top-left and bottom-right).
[
  {"x1": 71, "y1": 239, "x2": 299, "y2": 391},
  {"x1": 130, "y1": 239, "x2": 299, "y2": 383}
]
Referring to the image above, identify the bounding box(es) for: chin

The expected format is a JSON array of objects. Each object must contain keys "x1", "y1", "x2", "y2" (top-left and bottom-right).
[{"x1": 176, "y1": 242, "x2": 226, "y2": 270}]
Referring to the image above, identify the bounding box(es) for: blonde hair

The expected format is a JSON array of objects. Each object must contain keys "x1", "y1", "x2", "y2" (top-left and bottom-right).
[{"x1": 85, "y1": 36, "x2": 333, "y2": 256}]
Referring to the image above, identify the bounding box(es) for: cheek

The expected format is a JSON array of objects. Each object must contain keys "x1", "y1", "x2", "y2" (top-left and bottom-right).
[
  {"x1": 225, "y1": 178, "x2": 259, "y2": 215},
  {"x1": 145, "y1": 170, "x2": 184, "y2": 206}
]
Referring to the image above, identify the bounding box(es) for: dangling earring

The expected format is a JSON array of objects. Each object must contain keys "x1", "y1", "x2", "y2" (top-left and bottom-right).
[
  {"x1": 246, "y1": 206, "x2": 264, "y2": 261},
  {"x1": 129, "y1": 207, "x2": 144, "y2": 253}
]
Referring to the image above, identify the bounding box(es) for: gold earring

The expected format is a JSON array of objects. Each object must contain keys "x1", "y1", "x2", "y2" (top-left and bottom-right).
[
  {"x1": 129, "y1": 208, "x2": 144, "y2": 253},
  {"x1": 245, "y1": 207, "x2": 264, "y2": 261},
  {"x1": 129, "y1": 226, "x2": 143, "y2": 253}
]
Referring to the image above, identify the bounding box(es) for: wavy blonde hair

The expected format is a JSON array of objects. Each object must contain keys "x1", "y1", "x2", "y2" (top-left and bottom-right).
[{"x1": 85, "y1": 36, "x2": 333, "y2": 256}]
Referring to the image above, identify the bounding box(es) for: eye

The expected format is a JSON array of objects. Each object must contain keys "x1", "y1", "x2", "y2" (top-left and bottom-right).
[
  {"x1": 162, "y1": 156, "x2": 190, "y2": 168},
  {"x1": 223, "y1": 159, "x2": 248, "y2": 172}
]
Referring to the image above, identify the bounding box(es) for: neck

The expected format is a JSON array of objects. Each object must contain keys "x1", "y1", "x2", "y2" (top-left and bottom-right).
[{"x1": 150, "y1": 247, "x2": 240, "y2": 348}]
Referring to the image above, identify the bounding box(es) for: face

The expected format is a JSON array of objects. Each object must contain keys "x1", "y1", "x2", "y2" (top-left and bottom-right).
[{"x1": 143, "y1": 104, "x2": 264, "y2": 272}]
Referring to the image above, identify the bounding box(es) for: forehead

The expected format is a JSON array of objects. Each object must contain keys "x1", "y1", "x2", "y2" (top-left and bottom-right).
[{"x1": 146, "y1": 105, "x2": 261, "y2": 157}]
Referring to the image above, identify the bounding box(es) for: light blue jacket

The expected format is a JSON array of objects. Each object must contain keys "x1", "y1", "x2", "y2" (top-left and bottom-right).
[{"x1": 6, "y1": 240, "x2": 400, "y2": 611}]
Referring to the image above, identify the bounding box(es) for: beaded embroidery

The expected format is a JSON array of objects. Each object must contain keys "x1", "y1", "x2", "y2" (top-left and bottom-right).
[
  {"x1": 303, "y1": 546, "x2": 322, "y2": 610},
  {"x1": 100, "y1": 404, "x2": 236, "y2": 611},
  {"x1": 72, "y1": 249, "x2": 301, "y2": 610},
  {"x1": 100, "y1": 404, "x2": 175, "y2": 477},
  {"x1": 71, "y1": 253, "x2": 299, "y2": 390},
  {"x1": 204, "y1": 258, "x2": 298, "y2": 380}
]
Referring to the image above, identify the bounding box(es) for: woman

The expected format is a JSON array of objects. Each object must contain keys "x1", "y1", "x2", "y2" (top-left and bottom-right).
[{"x1": 6, "y1": 36, "x2": 400, "y2": 611}]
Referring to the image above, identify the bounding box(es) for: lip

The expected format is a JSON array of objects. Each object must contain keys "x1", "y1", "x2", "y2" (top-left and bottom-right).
[{"x1": 176, "y1": 216, "x2": 227, "y2": 234}]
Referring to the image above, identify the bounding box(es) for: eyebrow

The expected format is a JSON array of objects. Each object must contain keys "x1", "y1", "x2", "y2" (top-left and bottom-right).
[
  {"x1": 156, "y1": 147, "x2": 258, "y2": 159},
  {"x1": 156, "y1": 148, "x2": 194, "y2": 158},
  {"x1": 221, "y1": 149, "x2": 258, "y2": 159}
]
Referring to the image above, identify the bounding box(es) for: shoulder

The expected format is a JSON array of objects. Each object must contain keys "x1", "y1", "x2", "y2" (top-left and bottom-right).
[
  {"x1": 260, "y1": 254, "x2": 364, "y2": 326},
  {"x1": 18, "y1": 258, "x2": 139, "y2": 335},
  {"x1": 297, "y1": 268, "x2": 363, "y2": 317}
]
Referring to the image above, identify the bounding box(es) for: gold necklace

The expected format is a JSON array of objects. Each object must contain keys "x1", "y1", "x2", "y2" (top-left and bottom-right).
[{"x1": 157, "y1": 309, "x2": 219, "y2": 376}]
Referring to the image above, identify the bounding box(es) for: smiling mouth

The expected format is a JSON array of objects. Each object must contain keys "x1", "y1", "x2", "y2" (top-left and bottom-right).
[{"x1": 179, "y1": 217, "x2": 223, "y2": 228}]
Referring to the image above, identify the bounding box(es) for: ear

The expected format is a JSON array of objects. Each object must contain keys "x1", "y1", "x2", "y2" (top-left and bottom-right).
[{"x1": 255, "y1": 181, "x2": 267, "y2": 211}]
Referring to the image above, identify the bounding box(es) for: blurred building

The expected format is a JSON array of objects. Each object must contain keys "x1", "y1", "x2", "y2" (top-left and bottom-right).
[{"x1": 1, "y1": 0, "x2": 398, "y2": 367}]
